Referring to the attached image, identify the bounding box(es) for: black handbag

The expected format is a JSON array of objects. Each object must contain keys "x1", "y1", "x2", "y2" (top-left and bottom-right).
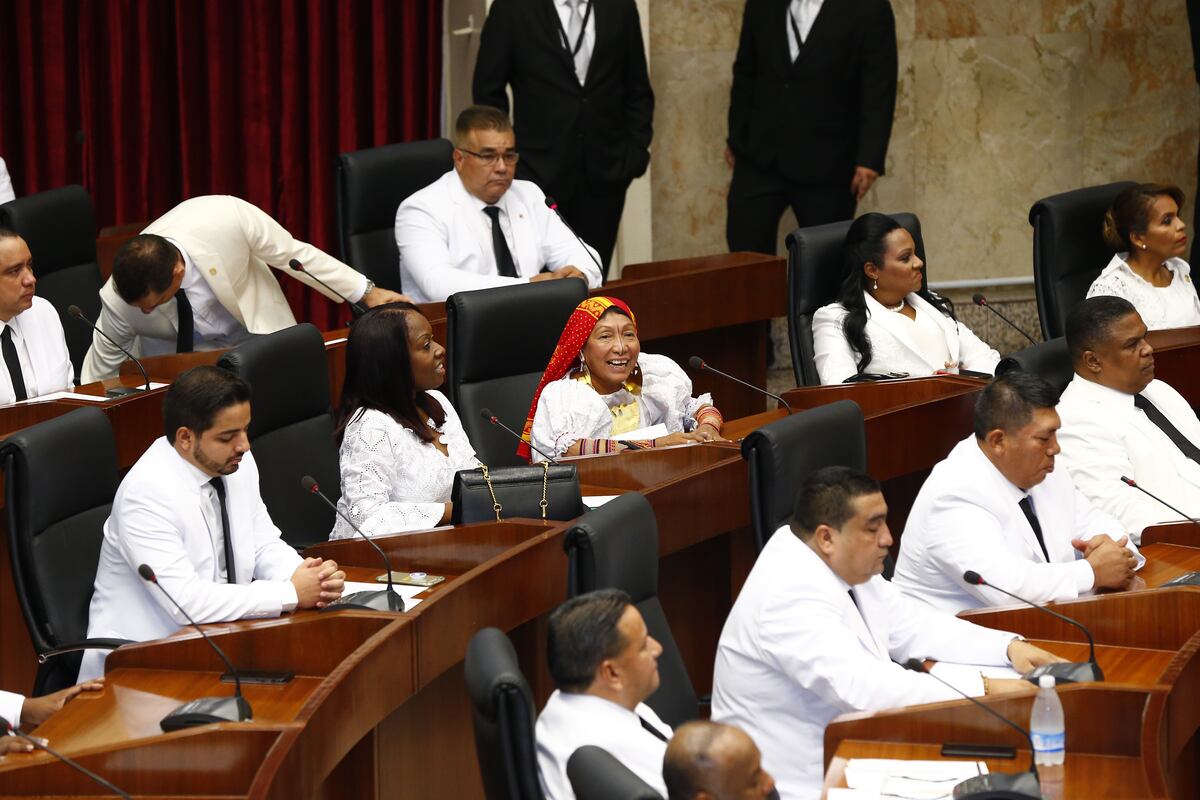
[{"x1": 450, "y1": 462, "x2": 585, "y2": 525}]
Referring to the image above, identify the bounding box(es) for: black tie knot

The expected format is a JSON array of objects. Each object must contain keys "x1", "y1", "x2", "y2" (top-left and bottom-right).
[{"x1": 483, "y1": 205, "x2": 501, "y2": 220}]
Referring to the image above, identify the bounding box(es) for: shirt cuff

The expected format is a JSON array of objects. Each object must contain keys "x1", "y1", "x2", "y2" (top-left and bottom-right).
[
  {"x1": 1073, "y1": 559, "x2": 1097, "y2": 593},
  {"x1": 348, "y1": 274, "x2": 369, "y2": 304},
  {"x1": 280, "y1": 581, "x2": 299, "y2": 613}
]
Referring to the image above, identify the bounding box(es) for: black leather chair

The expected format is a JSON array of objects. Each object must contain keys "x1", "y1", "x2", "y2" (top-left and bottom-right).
[
  {"x1": 334, "y1": 138, "x2": 455, "y2": 292},
  {"x1": 741, "y1": 400, "x2": 867, "y2": 553},
  {"x1": 786, "y1": 213, "x2": 926, "y2": 386},
  {"x1": 1029, "y1": 181, "x2": 1137, "y2": 340},
  {"x1": 464, "y1": 626, "x2": 544, "y2": 800},
  {"x1": 995, "y1": 337, "x2": 1074, "y2": 396},
  {"x1": 564, "y1": 492, "x2": 698, "y2": 728},
  {"x1": 0, "y1": 185, "x2": 104, "y2": 383},
  {"x1": 217, "y1": 324, "x2": 339, "y2": 549},
  {"x1": 1, "y1": 407, "x2": 131, "y2": 694},
  {"x1": 447, "y1": 279, "x2": 588, "y2": 467},
  {"x1": 567, "y1": 746, "x2": 664, "y2": 800}
]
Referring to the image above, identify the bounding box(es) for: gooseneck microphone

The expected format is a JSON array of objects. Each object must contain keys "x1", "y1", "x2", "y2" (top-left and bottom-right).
[
  {"x1": 687, "y1": 356, "x2": 793, "y2": 415},
  {"x1": 962, "y1": 570, "x2": 1102, "y2": 683},
  {"x1": 67, "y1": 305, "x2": 151, "y2": 397},
  {"x1": 972, "y1": 294, "x2": 1038, "y2": 346},
  {"x1": 136, "y1": 564, "x2": 252, "y2": 731},
  {"x1": 0, "y1": 715, "x2": 132, "y2": 799},
  {"x1": 901, "y1": 660, "x2": 1041, "y2": 799},
  {"x1": 479, "y1": 407, "x2": 559, "y2": 463},
  {"x1": 288, "y1": 259, "x2": 367, "y2": 315},
  {"x1": 543, "y1": 197, "x2": 605, "y2": 278},
  {"x1": 1121, "y1": 476, "x2": 1200, "y2": 586},
  {"x1": 300, "y1": 476, "x2": 403, "y2": 612}
]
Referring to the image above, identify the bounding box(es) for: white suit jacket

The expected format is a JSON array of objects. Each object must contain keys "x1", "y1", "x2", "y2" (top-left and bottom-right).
[
  {"x1": 0, "y1": 157, "x2": 14, "y2": 203},
  {"x1": 710, "y1": 529, "x2": 1017, "y2": 800},
  {"x1": 812, "y1": 291, "x2": 1000, "y2": 384},
  {"x1": 394, "y1": 170, "x2": 602, "y2": 303},
  {"x1": 893, "y1": 436, "x2": 1139, "y2": 614},
  {"x1": 81, "y1": 440, "x2": 303, "y2": 681},
  {"x1": 81, "y1": 195, "x2": 368, "y2": 382},
  {"x1": 1057, "y1": 375, "x2": 1200, "y2": 538},
  {"x1": 0, "y1": 690, "x2": 22, "y2": 728},
  {"x1": 0, "y1": 297, "x2": 73, "y2": 403}
]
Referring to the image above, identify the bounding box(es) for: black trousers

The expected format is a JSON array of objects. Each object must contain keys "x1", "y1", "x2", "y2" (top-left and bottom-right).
[
  {"x1": 556, "y1": 181, "x2": 628, "y2": 280},
  {"x1": 726, "y1": 158, "x2": 857, "y2": 254}
]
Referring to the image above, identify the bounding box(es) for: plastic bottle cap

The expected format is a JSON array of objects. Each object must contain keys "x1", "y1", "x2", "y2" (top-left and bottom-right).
[{"x1": 1038, "y1": 674, "x2": 1056, "y2": 689}]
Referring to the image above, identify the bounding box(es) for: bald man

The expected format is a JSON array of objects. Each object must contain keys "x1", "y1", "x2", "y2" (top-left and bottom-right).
[{"x1": 663, "y1": 721, "x2": 777, "y2": 800}]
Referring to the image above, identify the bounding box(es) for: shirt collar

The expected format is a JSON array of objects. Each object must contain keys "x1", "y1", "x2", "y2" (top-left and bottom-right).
[
  {"x1": 169, "y1": 442, "x2": 218, "y2": 490},
  {"x1": 164, "y1": 236, "x2": 199, "y2": 291},
  {"x1": 964, "y1": 435, "x2": 1029, "y2": 504},
  {"x1": 553, "y1": 690, "x2": 641, "y2": 722},
  {"x1": 1068, "y1": 373, "x2": 1137, "y2": 407}
]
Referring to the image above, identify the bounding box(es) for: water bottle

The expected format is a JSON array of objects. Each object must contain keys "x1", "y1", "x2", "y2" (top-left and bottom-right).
[{"x1": 1030, "y1": 674, "x2": 1065, "y2": 767}]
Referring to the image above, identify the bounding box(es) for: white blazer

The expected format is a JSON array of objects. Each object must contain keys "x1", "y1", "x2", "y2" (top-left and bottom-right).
[
  {"x1": 812, "y1": 291, "x2": 1000, "y2": 384},
  {"x1": 1057, "y1": 375, "x2": 1200, "y2": 538},
  {"x1": 0, "y1": 296, "x2": 73, "y2": 403},
  {"x1": 394, "y1": 170, "x2": 602, "y2": 303},
  {"x1": 0, "y1": 157, "x2": 14, "y2": 203},
  {"x1": 893, "y1": 435, "x2": 1139, "y2": 614},
  {"x1": 710, "y1": 528, "x2": 1017, "y2": 800},
  {"x1": 81, "y1": 440, "x2": 303, "y2": 681},
  {"x1": 81, "y1": 195, "x2": 368, "y2": 383}
]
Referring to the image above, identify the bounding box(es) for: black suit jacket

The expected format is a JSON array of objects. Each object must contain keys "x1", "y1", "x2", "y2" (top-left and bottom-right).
[
  {"x1": 728, "y1": 0, "x2": 897, "y2": 185},
  {"x1": 473, "y1": 0, "x2": 654, "y2": 197}
]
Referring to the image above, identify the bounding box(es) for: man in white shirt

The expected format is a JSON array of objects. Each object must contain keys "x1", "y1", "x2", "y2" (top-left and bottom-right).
[
  {"x1": 536, "y1": 589, "x2": 673, "y2": 799},
  {"x1": 394, "y1": 105, "x2": 602, "y2": 303},
  {"x1": 0, "y1": 157, "x2": 14, "y2": 204},
  {"x1": 1057, "y1": 295, "x2": 1200, "y2": 539},
  {"x1": 893, "y1": 370, "x2": 1142, "y2": 613},
  {"x1": 663, "y1": 721, "x2": 777, "y2": 800},
  {"x1": 0, "y1": 229, "x2": 73, "y2": 403},
  {"x1": 80, "y1": 366, "x2": 345, "y2": 681},
  {"x1": 711, "y1": 466, "x2": 1064, "y2": 800},
  {"x1": 0, "y1": 679, "x2": 104, "y2": 753},
  {"x1": 80, "y1": 195, "x2": 408, "y2": 383}
]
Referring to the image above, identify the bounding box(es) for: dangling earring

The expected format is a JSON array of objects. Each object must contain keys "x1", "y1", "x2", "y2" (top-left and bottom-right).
[
  {"x1": 871, "y1": 279, "x2": 878, "y2": 291},
  {"x1": 579, "y1": 354, "x2": 588, "y2": 376},
  {"x1": 1142, "y1": 243, "x2": 1148, "y2": 250}
]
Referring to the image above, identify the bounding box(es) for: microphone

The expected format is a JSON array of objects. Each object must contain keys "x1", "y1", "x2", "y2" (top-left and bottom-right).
[
  {"x1": 687, "y1": 356, "x2": 793, "y2": 415},
  {"x1": 479, "y1": 407, "x2": 558, "y2": 463},
  {"x1": 972, "y1": 294, "x2": 1038, "y2": 346},
  {"x1": 901, "y1": 660, "x2": 1040, "y2": 799},
  {"x1": 543, "y1": 196, "x2": 604, "y2": 278},
  {"x1": 962, "y1": 570, "x2": 1103, "y2": 683},
  {"x1": 67, "y1": 304, "x2": 151, "y2": 397},
  {"x1": 300, "y1": 476, "x2": 404, "y2": 612},
  {"x1": 136, "y1": 563, "x2": 253, "y2": 732},
  {"x1": 1121, "y1": 476, "x2": 1200, "y2": 586},
  {"x1": 0, "y1": 715, "x2": 132, "y2": 799},
  {"x1": 288, "y1": 259, "x2": 367, "y2": 316}
]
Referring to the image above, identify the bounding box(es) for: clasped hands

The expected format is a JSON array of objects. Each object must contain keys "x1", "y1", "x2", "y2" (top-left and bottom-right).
[{"x1": 291, "y1": 556, "x2": 346, "y2": 609}]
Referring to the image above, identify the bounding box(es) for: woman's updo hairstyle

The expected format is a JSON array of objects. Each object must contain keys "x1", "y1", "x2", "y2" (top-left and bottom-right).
[{"x1": 1102, "y1": 183, "x2": 1185, "y2": 250}]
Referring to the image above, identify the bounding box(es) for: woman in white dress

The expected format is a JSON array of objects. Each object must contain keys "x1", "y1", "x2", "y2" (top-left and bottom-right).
[
  {"x1": 518, "y1": 296, "x2": 725, "y2": 463},
  {"x1": 1087, "y1": 183, "x2": 1200, "y2": 330},
  {"x1": 812, "y1": 213, "x2": 1000, "y2": 384},
  {"x1": 331, "y1": 303, "x2": 478, "y2": 538}
]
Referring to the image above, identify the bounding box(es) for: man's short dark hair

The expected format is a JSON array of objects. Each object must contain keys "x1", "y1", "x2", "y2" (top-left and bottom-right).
[
  {"x1": 1065, "y1": 295, "x2": 1140, "y2": 364},
  {"x1": 112, "y1": 234, "x2": 181, "y2": 303},
  {"x1": 163, "y1": 366, "x2": 251, "y2": 444},
  {"x1": 790, "y1": 466, "x2": 881, "y2": 541},
  {"x1": 663, "y1": 720, "x2": 726, "y2": 800},
  {"x1": 546, "y1": 588, "x2": 632, "y2": 693},
  {"x1": 0, "y1": 227, "x2": 20, "y2": 243},
  {"x1": 454, "y1": 104, "x2": 513, "y2": 147},
  {"x1": 973, "y1": 371, "x2": 1060, "y2": 440}
]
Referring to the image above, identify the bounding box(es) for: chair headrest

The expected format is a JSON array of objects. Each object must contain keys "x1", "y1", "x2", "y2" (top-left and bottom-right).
[
  {"x1": 1029, "y1": 181, "x2": 1137, "y2": 282},
  {"x1": 995, "y1": 337, "x2": 1073, "y2": 395},
  {"x1": 336, "y1": 139, "x2": 454, "y2": 243},
  {"x1": 464, "y1": 627, "x2": 534, "y2": 714},
  {"x1": 0, "y1": 185, "x2": 98, "y2": 277},
  {"x1": 217, "y1": 324, "x2": 330, "y2": 439},
  {"x1": 564, "y1": 493, "x2": 658, "y2": 601}
]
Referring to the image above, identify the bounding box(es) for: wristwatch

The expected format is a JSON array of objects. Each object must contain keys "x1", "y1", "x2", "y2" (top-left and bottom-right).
[{"x1": 363, "y1": 278, "x2": 376, "y2": 295}]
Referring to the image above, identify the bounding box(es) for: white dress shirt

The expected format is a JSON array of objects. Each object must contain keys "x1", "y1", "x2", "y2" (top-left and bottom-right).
[
  {"x1": 1057, "y1": 374, "x2": 1200, "y2": 538},
  {"x1": 555, "y1": 0, "x2": 596, "y2": 81},
  {"x1": 333, "y1": 391, "x2": 479, "y2": 538},
  {"x1": 394, "y1": 171, "x2": 602, "y2": 304},
  {"x1": 0, "y1": 158, "x2": 14, "y2": 203},
  {"x1": 812, "y1": 292, "x2": 1000, "y2": 384},
  {"x1": 529, "y1": 353, "x2": 712, "y2": 462},
  {"x1": 786, "y1": 0, "x2": 825, "y2": 58},
  {"x1": 536, "y1": 690, "x2": 672, "y2": 800},
  {"x1": 893, "y1": 435, "x2": 1141, "y2": 614},
  {"x1": 1087, "y1": 253, "x2": 1200, "y2": 330},
  {"x1": 0, "y1": 690, "x2": 23, "y2": 729},
  {"x1": 166, "y1": 236, "x2": 256, "y2": 349},
  {"x1": 0, "y1": 297, "x2": 73, "y2": 403},
  {"x1": 711, "y1": 528, "x2": 1019, "y2": 800},
  {"x1": 81, "y1": 440, "x2": 303, "y2": 681}
]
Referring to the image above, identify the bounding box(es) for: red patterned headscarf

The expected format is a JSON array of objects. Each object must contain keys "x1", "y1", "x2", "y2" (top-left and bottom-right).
[{"x1": 518, "y1": 296, "x2": 637, "y2": 461}]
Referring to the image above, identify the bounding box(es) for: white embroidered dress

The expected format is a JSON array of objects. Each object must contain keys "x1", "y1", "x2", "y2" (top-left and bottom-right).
[
  {"x1": 1086, "y1": 254, "x2": 1200, "y2": 330},
  {"x1": 333, "y1": 390, "x2": 478, "y2": 538},
  {"x1": 529, "y1": 352, "x2": 713, "y2": 462}
]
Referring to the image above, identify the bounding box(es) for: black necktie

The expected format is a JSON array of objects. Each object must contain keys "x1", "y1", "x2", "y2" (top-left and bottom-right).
[
  {"x1": 209, "y1": 477, "x2": 236, "y2": 583},
  {"x1": 638, "y1": 715, "x2": 668, "y2": 743},
  {"x1": 1134, "y1": 393, "x2": 1200, "y2": 463},
  {"x1": 1, "y1": 326, "x2": 27, "y2": 401},
  {"x1": 482, "y1": 205, "x2": 519, "y2": 278},
  {"x1": 175, "y1": 288, "x2": 194, "y2": 353},
  {"x1": 1018, "y1": 496, "x2": 1051, "y2": 562}
]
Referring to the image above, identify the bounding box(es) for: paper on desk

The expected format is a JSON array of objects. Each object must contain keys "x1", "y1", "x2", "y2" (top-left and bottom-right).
[
  {"x1": 34, "y1": 383, "x2": 171, "y2": 403},
  {"x1": 342, "y1": 581, "x2": 426, "y2": 610},
  {"x1": 840, "y1": 758, "x2": 987, "y2": 799},
  {"x1": 618, "y1": 423, "x2": 669, "y2": 441},
  {"x1": 929, "y1": 661, "x2": 1021, "y2": 696},
  {"x1": 583, "y1": 494, "x2": 623, "y2": 509}
]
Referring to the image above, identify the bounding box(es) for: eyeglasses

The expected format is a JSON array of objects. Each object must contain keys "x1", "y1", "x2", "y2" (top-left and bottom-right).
[{"x1": 459, "y1": 148, "x2": 520, "y2": 166}]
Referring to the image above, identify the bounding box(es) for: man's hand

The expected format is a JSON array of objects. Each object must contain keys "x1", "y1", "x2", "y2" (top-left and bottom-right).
[
  {"x1": 986, "y1": 678, "x2": 1036, "y2": 696},
  {"x1": 1072, "y1": 534, "x2": 1128, "y2": 558},
  {"x1": 20, "y1": 678, "x2": 104, "y2": 729},
  {"x1": 362, "y1": 286, "x2": 413, "y2": 307},
  {"x1": 0, "y1": 735, "x2": 34, "y2": 755},
  {"x1": 1007, "y1": 639, "x2": 1068, "y2": 674},
  {"x1": 850, "y1": 166, "x2": 879, "y2": 201},
  {"x1": 1079, "y1": 536, "x2": 1138, "y2": 590},
  {"x1": 291, "y1": 557, "x2": 346, "y2": 609},
  {"x1": 530, "y1": 266, "x2": 588, "y2": 284}
]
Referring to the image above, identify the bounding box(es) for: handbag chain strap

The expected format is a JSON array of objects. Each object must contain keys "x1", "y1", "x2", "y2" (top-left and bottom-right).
[
  {"x1": 538, "y1": 461, "x2": 549, "y2": 519},
  {"x1": 477, "y1": 461, "x2": 551, "y2": 522},
  {"x1": 479, "y1": 463, "x2": 503, "y2": 522}
]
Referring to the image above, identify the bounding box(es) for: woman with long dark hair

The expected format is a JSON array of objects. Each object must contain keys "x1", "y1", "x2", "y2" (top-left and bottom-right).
[
  {"x1": 331, "y1": 303, "x2": 477, "y2": 537},
  {"x1": 812, "y1": 213, "x2": 999, "y2": 384}
]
